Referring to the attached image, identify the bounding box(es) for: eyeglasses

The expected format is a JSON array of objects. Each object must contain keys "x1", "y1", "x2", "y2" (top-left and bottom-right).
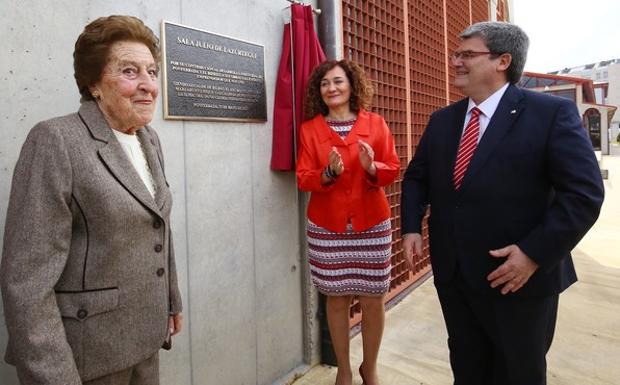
[{"x1": 451, "y1": 50, "x2": 500, "y2": 61}]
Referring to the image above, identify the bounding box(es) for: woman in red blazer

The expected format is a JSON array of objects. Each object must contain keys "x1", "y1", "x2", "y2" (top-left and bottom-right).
[{"x1": 296, "y1": 60, "x2": 399, "y2": 385}]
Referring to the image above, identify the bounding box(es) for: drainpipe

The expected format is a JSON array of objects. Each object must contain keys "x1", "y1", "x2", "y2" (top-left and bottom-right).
[
  {"x1": 317, "y1": 0, "x2": 343, "y2": 60},
  {"x1": 300, "y1": 1, "x2": 344, "y2": 367},
  {"x1": 307, "y1": 0, "x2": 344, "y2": 367}
]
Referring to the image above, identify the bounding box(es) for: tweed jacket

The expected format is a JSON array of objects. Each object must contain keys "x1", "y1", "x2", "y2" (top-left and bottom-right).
[{"x1": 0, "y1": 101, "x2": 183, "y2": 384}]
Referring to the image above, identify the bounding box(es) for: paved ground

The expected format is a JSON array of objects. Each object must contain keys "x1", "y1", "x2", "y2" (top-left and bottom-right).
[{"x1": 293, "y1": 145, "x2": 620, "y2": 385}]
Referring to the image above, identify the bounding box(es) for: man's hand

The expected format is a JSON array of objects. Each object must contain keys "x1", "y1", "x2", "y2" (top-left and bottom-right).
[
  {"x1": 487, "y1": 245, "x2": 539, "y2": 295},
  {"x1": 402, "y1": 233, "x2": 423, "y2": 271}
]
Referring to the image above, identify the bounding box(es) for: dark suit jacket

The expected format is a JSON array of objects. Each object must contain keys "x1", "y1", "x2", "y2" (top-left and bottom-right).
[
  {"x1": 1, "y1": 101, "x2": 183, "y2": 384},
  {"x1": 401, "y1": 84, "x2": 604, "y2": 297}
]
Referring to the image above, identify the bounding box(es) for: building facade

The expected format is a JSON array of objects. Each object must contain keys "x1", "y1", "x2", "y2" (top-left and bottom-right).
[
  {"x1": 521, "y1": 72, "x2": 617, "y2": 156},
  {"x1": 0, "y1": 1, "x2": 510, "y2": 384},
  {"x1": 550, "y1": 59, "x2": 620, "y2": 144}
]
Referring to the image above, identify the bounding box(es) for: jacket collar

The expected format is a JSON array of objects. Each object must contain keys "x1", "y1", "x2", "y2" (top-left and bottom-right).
[
  {"x1": 78, "y1": 101, "x2": 165, "y2": 216},
  {"x1": 446, "y1": 99, "x2": 470, "y2": 172},
  {"x1": 137, "y1": 128, "x2": 168, "y2": 211},
  {"x1": 79, "y1": 100, "x2": 113, "y2": 143}
]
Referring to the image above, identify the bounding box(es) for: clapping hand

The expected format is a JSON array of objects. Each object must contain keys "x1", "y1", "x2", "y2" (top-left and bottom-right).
[
  {"x1": 328, "y1": 147, "x2": 344, "y2": 175},
  {"x1": 358, "y1": 140, "x2": 376, "y2": 176}
]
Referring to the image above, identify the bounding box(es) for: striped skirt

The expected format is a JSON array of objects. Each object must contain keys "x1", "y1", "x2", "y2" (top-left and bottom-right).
[{"x1": 307, "y1": 219, "x2": 392, "y2": 296}]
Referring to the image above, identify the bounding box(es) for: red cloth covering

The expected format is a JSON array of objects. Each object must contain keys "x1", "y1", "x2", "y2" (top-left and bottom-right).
[{"x1": 270, "y1": 4, "x2": 326, "y2": 171}]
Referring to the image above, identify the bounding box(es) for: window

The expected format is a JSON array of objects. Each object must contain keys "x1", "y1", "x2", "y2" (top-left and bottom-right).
[{"x1": 548, "y1": 89, "x2": 576, "y2": 102}]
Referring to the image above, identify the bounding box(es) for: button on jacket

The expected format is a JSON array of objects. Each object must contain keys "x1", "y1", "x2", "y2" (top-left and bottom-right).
[{"x1": 296, "y1": 110, "x2": 400, "y2": 232}]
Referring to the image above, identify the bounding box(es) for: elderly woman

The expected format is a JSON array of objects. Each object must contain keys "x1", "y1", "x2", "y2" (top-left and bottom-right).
[
  {"x1": 296, "y1": 60, "x2": 399, "y2": 385},
  {"x1": 0, "y1": 15, "x2": 182, "y2": 385}
]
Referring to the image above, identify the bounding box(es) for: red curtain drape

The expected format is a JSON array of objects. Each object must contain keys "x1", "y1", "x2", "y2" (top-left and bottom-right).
[{"x1": 270, "y1": 4, "x2": 326, "y2": 171}]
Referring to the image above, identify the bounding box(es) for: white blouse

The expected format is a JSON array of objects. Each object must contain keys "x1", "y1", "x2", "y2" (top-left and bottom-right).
[{"x1": 112, "y1": 129, "x2": 156, "y2": 198}]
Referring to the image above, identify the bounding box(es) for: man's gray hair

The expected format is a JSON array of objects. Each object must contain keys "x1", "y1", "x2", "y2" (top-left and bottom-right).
[{"x1": 460, "y1": 22, "x2": 529, "y2": 84}]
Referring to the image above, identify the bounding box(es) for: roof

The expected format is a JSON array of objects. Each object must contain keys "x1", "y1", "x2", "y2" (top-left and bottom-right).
[
  {"x1": 547, "y1": 58, "x2": 620, "y2": 75},
  {"x1": 521, "y1": 71, "x2": 596, "y2": 102},
  {"x1": 521, "y1": 72, "x2": 617, "y2": 126}
]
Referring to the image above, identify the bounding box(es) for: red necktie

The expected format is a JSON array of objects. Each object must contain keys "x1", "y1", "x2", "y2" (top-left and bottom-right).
[{"x1": 453, "y1": 107, "x2": 481, "y2": 190}]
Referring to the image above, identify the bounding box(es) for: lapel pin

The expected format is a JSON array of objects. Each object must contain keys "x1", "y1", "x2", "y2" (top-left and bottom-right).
[{"x1": 510, "y1": 109, "x2": 517, "y2": 114}]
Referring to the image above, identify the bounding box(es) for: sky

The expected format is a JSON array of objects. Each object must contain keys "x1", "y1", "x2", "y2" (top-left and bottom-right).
[{"x1": 512, "y1": 0, "x2": 620, "y2": 73}]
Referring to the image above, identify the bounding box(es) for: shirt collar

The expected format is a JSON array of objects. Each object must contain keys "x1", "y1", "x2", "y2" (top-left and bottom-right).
[{"x1": 467, "y1": 82, "x2": 510, "y2": 118}]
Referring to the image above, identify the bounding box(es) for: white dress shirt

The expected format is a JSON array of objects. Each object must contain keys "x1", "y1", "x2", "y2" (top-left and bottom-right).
[{"x1": 462, "y1": 82, "x2": 510, "y2": 143}]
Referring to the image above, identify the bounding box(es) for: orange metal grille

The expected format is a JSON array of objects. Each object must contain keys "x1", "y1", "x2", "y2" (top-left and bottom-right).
[
  {"x1": 406, "y1": 0, "x2": 448, "y2": 285},
  {"x1": 496, "y1": 0, "x2": 508, "y2": 21},
  {"x1": 446, "y1": 1, "x2": 471, "y2": 102},
  {"x1": 471, "y1": 0, "x2": 489, "y2": 24},
  {"x1": 342, "y1": 0, "x2": 410, "y2": 326},
  {"x1": 409, "y1": 0, "x2": 448, "y2": 148}
]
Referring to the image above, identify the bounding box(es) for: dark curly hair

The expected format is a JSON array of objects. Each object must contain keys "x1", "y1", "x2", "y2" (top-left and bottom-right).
[
  {"x1": 303, "y1": 60, "x2": 374, "y2": 120},
  {"x1": 74, "y1": 15, "x2": 160, "y2": 101}
]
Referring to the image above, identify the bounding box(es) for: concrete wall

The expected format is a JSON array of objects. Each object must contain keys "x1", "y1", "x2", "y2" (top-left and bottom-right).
[{"x1": 0, "y1": 1, "x2": 317, "y2": 384}]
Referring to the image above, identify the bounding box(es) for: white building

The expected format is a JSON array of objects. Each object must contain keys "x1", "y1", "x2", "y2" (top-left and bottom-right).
[
  {"x1": 550, "y1": 59, "x2": 620, "y2": 142},
  {"x1": 520, "y1": 72, "x2": 617, "y2": 156}
]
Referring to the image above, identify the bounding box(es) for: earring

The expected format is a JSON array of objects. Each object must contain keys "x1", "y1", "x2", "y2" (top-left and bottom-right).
[{"x1": 92, "y1": 89, "x2": 101, "y2": 99}]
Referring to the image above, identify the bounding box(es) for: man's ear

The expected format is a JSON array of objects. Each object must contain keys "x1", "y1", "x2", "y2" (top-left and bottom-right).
[{"x1": 497, "y1": 53, "x2": 512, "y2": 73}]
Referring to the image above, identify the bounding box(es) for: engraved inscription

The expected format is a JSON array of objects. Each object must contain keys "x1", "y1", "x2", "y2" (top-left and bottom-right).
[{"x1": 161, "y1": 22, "x2": 267, "y2": 121}]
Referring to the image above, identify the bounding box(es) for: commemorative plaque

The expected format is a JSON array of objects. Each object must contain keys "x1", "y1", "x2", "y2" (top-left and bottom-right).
[{"x1": 161, "y1": 21, "x2": 267, "y2": 122}]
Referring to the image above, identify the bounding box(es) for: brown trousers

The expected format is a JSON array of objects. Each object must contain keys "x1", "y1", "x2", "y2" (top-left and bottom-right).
[{"x1": 84, "y1": 352, "x2": 159, "y2": 385}]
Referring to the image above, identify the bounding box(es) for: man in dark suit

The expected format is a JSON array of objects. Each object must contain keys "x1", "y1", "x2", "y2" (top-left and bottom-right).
[{"x1": 401, "y1": 22, "x2": 604, "y2": 385}]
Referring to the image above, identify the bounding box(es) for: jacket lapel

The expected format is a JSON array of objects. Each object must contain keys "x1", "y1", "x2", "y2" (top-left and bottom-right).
[
  {"x1": 345, "y1": 109, "x2": 370, "y2": 145},
  {"x1": 448, "y1": 99, "x2": 470, "y2": 170},
  {"x1": 138, "y1": 128, "x2": 168, "y2": 210},
  {"x1": 458, "y1": 85, "x2": 525, "y2": 192},
  {"x1": 78, "y1": 101, "x2": 162, "y2": 216},
  {"x1": 315, "y1": 115, "x2": 342, "y2": 146}
]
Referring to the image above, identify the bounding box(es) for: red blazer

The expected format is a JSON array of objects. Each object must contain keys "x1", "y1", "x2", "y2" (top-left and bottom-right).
[{"x1": 296, "y1": 110, "x2": 400, "y2": 232}]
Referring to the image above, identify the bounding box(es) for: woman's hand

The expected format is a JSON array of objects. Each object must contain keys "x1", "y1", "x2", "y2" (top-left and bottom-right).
[
  {"x1": 169, "y1": 313, "x2": 183, "y2": 336},
  {"x1": 358, "y1": 140, "x2": 376, "y2": 176},
  {"x1": 328, "y1": 147, "x2": 344, "y2": 175},
  {"x1": 321, "y1": 147, "x2": 344, "y2": 184}
]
